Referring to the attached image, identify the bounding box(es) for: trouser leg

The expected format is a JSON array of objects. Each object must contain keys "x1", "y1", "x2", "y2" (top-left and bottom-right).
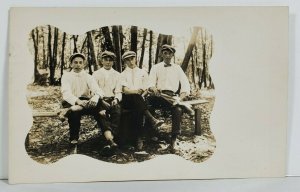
[
  {"x1": 107, "y1": 104, "x2": 121, "y2": 134},
  {"x1": 68, "y1": 110, "x2": 82, "y2": 141},
  {"x1": 171, "y1": 106, "x2": 183, "y2": 136}
]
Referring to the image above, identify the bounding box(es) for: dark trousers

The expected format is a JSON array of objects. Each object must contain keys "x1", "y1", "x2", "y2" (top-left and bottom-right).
[
  {"x1": 63, "y1": 98, "x2": 112, "y2": 141},
  {"x1": 121, "y1": 94, "x2": 147, "y2": 137},
  {"x1": 102, "y1": 97, "x2": 121, "y2": 136},
  {"x1": 147, "y1": 95, "x2": 183, "y2": 136}
]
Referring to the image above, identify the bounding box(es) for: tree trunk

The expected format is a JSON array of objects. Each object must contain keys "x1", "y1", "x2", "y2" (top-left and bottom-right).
[
  {"x1": 155, "y1": 34, "x2": 171, "y2": 63},
  {"x1": 112, "y1": 26, "x2": 122, "y2": 72},
  {"x1": 47, "y1": 25, "x2": 52, "y2": 76},
  {"x1": 101, "y1": 26, "x2": 114, "y2": 52},
  {"x1": 31, "y1": 28, "x2": 40, "y2": 83},
  {"x1": 80, "y1": 36, "x2": 88, "y2": 53},
  {"x1": 42, "y1": 27, "x2": 47, "y2": 69},
  {"x1": 139, "y1": 28, "x2": 147, "y2": 68},
  {"x1": 130, "y1": 26, "x2": 138, "y2": 53},
  {"x1": 181, "y1": 27, "x2": 201, "y2": 72},
  {"x1": 148, "y1": 30, "x2": 153, "y2": 73},
  {"x1": 72, "y1": 35, "x2": 78, "y2": 53},
  {"x1": 60, "y1": 32, "x2": 66, "y2": 80},
  {"x1": 86, "y1": 31, "x2": 97, "y2": 73},
  {"x1": 200, "y1": 43, "x2": 207, "y2": 89},
  {"x1": 50, "y1": 27, "x2": 59, "y2": 85}
]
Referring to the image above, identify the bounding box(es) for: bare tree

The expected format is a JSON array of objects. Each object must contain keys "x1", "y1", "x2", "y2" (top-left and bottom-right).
[
  {"x1": 49, "y1": 27, "x2": 59, "y2": 85},
  {"x1": 71, "y1": 35, "x2": 79, "y2": 53},
  {"x1": 181, "y1": 27, "x2": 201, "y2": 72},
  {"x1": 130, "y1": 26, "x2": 138, "y2": 53},
  {"x1": 148, "y1": 30, "x2": 153, "y2": 73},
  {"x1": 112, "y1": 26, "x2": 122, "y2": 72},
  {"x1": 86, "y1": 31, "x2": 98, "y2": 73},
  {"x1": 31, "y1": 28, "x2": 40, "y2": 83},
  {"x1": 60, "y1": 32, "x2": 66, "y2": 79},
  {"x1": 101, "y1": 26, "x2": 114, "y2": 52},
  {"x1": 139, "y1": 28, "x2": 147, "y2": 68}
]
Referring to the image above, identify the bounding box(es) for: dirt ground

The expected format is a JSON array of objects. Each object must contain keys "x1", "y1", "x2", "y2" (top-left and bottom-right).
[{"x1": 25, "y1": 84, "x2": 216, "y2": 164}]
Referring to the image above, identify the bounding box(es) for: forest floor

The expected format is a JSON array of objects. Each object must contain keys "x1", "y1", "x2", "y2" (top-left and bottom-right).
[{"x1": 25, "y1": 84, "x2": 216, "y2": 164}]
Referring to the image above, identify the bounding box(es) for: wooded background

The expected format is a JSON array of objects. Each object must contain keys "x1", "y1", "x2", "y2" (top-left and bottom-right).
[{"x1": 29, "y1": 25, "x2": 214, "y2": 94}]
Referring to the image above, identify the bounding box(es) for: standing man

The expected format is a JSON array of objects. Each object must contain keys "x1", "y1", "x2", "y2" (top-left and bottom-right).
[
  {"x1": 93, "y1": 51, "x2": 122, "y2": 143},
  {"x1": 61, "y1": 52, "x2": 117, "y2": 148},
  {"x1": 148, "y1": 44, "x2": 191, "y2": 152},
  {"x1": 120, "y1": 51, "x2": 163, "y2": 150}
]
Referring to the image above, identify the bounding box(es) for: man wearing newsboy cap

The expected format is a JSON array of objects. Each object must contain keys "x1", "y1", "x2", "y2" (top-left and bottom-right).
[
  {"x1": 93, "y1": 51, "x2": 122, "y2": 148},
  {"x1": 120, "y1": 51, "x2": 163, "y2": 150},
  {"x1": 61, "y1": 52, "x2": 117, "y2": 148},
  {"x1": 148, "y1": 44, "x2": 191, "y2": 153}
]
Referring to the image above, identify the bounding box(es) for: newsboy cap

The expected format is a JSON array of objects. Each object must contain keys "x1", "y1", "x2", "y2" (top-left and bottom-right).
[
  {"x1": 161, "y1": 44, "x2": 176, "y2": 53},
  {"x1": 122, "y1": 51, "x2": 136, "y2": 60},
  {"x1": 69, "y1": 53, "x2": 86, "y2": 62},
  {"x1": 101, "y1": 51, "x2": 116, "y2": 59}
]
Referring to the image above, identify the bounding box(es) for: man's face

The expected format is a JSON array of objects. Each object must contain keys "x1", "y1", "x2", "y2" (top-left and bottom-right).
[
  {"x1": 70, "y1": 57, "x2": 85, "y2": 73},
  {"x1": 162, "y1": 50, "x2": 174, "y2": 64},
  {"x1": 125, "y1": 57, "x2": 136, "y2": 69},
  {"x1": 102, "y1": 57, "x2": 114, "y2": 70}
]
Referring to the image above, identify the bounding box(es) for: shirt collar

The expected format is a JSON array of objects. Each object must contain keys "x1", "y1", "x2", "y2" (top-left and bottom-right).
[{"x1": 71, "y1": 70, "x2": 86, "y2": 77}]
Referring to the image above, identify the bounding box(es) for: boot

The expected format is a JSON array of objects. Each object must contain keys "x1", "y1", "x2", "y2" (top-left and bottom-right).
[
  {"x1": 144, "y1": 110, "x2": 163, "y2": 129},
  {"x1": 169, "y1": 135, "x2": 177, "y2": 154}
]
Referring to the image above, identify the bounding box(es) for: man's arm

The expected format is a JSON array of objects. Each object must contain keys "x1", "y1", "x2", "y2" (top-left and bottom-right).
[{"x1": 61, "y1": 74, "x2": 78, "y2": 106}]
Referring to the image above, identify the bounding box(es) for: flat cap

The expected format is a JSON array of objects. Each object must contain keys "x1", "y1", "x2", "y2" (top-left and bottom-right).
[
  {"x1": 69, "y1": 53, "x2": 86, "y2": 62},
  {"x1": 101, "y1": 51, "x2": 116, "y2": 59},
  {"x1": 161, "y1": 44, "x2": 176, "y2": 53},
  {"x1": 122, "y1": 51, "x2": 136, "y2": 60}
]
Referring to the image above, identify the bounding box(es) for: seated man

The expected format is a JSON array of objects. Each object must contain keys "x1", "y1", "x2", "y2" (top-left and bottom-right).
[
  {"x1": 92, "y1": 51, "x2": 121, "y2": 146},
  {"x1": 61, "y1": 52, "x2": 117, "y2": 148},
  {"x1": 147, "y1": 44, "x2": 191, "y2": 152},
  {"x1": 120, "y1": 51, "x2": 163, "y2": 150}
]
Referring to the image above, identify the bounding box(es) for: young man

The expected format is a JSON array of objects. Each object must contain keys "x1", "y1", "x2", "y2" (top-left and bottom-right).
[
  {"x1": 92, "y1": 51, "x2": 121, "y2": 143},
  {"x1": 120, "y1": 51, "x2": 163, "y2": 150},
  {"x1": 61, "y1": 52, "x2": 117, "y2": 147},
  {"x1": 148, "y1": 44, "x2": 191, "y2": 152}
]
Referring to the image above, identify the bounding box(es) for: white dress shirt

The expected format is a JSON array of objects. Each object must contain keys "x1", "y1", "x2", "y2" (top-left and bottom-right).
[
  {"x1": 120, "y1": 66, "x2": 148, "y2": 90},
  {"x1": 148, "y1": 62, "x2": 191, "y2": 94},
  {"x1": 92, "y1": 67, "x2": 122, "y2": 101},
  {"x1": 61, "y1": 70, "x2": 104, "y2": 105}
]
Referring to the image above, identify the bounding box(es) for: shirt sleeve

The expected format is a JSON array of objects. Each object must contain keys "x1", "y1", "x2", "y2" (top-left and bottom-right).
[
  {"x1": 114, "y1": 73, "x2": 122, "y2": 101},
  {"x1": 141, "y1": 70, "x2": 149, "y2": 90},
  {"x1": 61, "y1": 74, "x2": 78, "y2": 106},
  {"x1": 148, "y1": 65, "x2": 157, "y2": 88},
  {"x1": 87, "y1": 75, "x2": 104, "y2": 100},
  {"x1": 178, "y1": 66, "x2": 191, "y2": 94},
  {"x1": 120, "y1": 71, "x2": 129, "y2": 88}
]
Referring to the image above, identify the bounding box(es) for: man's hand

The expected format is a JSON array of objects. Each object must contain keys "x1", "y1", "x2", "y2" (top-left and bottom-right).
[
  {"x1": 86, "y1": 96, "x2": 99, "y2": 108},
  {"x1": 111, "y1": 98, "x2": 119, "y2": 106},
  {"x1": 101, "y1": 100, "x2": 111, "y2": 110},
  {"x1": 149, "y1": 87, "x2": 160, "y2": 96},
  {"x1": 76, "y1": 99, "x2": 88, "y2": 107},
  {"x1": 136, "y1": 89, "x2": 144, "y2": 95},
  {"x1": 179, "y1": 92, "x2": 189, "y2": 101}
]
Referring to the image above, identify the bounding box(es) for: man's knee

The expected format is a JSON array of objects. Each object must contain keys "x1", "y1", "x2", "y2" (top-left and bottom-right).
[{"x1": 173, "y1": 106, "x2": 183, "y2": 114}]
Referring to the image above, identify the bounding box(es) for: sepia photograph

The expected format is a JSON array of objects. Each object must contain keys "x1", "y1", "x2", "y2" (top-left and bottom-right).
[
  {"x1": 25, "y1": 25, "x2": 216, "y2": 164},
  {"x1": 8, "y1": 7, "x2": 288, "y2": 183}
]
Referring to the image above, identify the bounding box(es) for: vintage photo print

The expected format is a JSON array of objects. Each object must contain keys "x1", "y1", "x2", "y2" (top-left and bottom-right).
[
  {"x1": 25, "y1": 25, "x2": 216, "y2": 164},
  {"x1": 9, "y1": 7, "x2": 288, "y2": 183}
]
